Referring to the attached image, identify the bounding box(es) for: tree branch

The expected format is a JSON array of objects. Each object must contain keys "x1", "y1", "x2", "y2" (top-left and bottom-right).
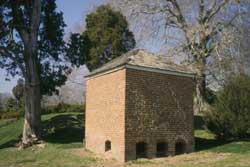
[
  {"x1": 166, "y1": 0, "x2": 188, "y2": 30},
  {"x1": 198, "y1": 0, "x2": 205, "y2": 22},
  {"x1": 205, "y1": 0, "x2": 217, "y2": 19},
  {"x1": 205, "y1": 0, "x2": 230, "y2": 23},
  {"x1": 10, "y1": 1, "x2": 29, "y2": 44}
]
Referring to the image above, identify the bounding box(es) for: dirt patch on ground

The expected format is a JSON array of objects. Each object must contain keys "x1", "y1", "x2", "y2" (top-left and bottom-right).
[
  {"x1": 71, "y1": 148, "x2": 124, "y2": 167},
  {"x1": 150, "y1": 152, "x2": 232, "y2": 167},
  {"x1": 70, "y1": 149, "x2": 232, "y2": 167},
  {"x1": 71, "y1": 148, "x2": 95, "y2": 158}
]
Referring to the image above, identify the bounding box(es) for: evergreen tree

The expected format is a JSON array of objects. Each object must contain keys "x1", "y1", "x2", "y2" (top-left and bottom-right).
[
  {"x1": 12, "y1": 79, "x2": 25, "y2": 103},
  {"x1": 205, "y1": 75, "x2": 250, "y2": 139},
  {"x1": 67, "y1": 5, "x2": 135, "y2": 71},
  {"x1": 5, "y1": 97, "x2": 17, "y2": 112}
]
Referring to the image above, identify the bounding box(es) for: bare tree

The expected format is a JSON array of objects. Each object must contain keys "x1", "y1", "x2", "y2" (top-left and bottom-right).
[
  {"x1": 110, "y1": 0, "x2": 241, "y2": 113},
  {"x1": 206, "y1": 0, "x2": 250, "y2": 88}
]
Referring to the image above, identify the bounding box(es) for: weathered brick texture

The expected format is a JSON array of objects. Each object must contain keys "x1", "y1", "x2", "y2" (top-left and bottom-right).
[
  {"x1": 85, "y1": 67, "x2": 195, "y2": 162},
  {"x1": 85, "y1": 69, "x2": 126, "y2": 161},
  {"x1": 125, "y1": 68, "x2": 195, "y2": 161}
]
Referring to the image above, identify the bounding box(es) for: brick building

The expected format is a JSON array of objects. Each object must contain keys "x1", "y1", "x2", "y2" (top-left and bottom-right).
[{"x1": 85, "y1": 49, "x2": 196, "y2": 162}]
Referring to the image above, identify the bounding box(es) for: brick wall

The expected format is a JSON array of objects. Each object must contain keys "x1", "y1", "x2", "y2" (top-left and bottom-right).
[
  {"x1": 125, "y1": 68, "x2": 195, "y2": 161},
  {"x1": 85, "y1": 69, "x2": 126, "y2": 161},
  {"x1": 85, "y1": 67, "x2": 195, "y2": 162}
]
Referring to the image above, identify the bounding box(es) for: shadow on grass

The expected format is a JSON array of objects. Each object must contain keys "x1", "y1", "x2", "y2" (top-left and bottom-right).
[
  {"x1": 0, "y1": 113, "x2": 85, "y2": 149},
  {"x1": 0, "y1": 138, "x2": 21, "y2": 149},
  {"x1": 195, "y1": 137, "x2": 250, "y2": 153},
  {"x1": 195, "y1": 137, "x2": 230, "y2": 152},
  {"x1": 194, "y1": 115, "x2": 233, "y2": 152},
  {"x1": 42, "y1": 113, "x2": 85, "y2": 144}
]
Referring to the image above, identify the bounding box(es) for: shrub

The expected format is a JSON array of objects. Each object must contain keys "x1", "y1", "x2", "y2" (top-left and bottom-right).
[
  {"x1": 0, "y1": 112, "x2": 20, "y2": 119},
  {"x1": 41, "y1": 103, "x2": 85, "y2": 114},
  {"x1": 204, "y1": 88, "x2": 216, "y2": 104},
  {"x1": 2, "y1": 97, "x2": 24, "y2": 116},
  {"x1": 204, "y1": 74, "x2": 250, "y2": 140}
]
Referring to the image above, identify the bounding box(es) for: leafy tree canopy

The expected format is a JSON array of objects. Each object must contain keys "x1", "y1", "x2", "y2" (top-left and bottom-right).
[
  {"x1": 0, "y1": 0, "x2": 70, "y2": 145},
  {"x1": 0, "y1": 0, "x2": 68, "y2": 95},
  {"x1": 67, "y1": 5, "x2": 136, "y2": 71}
]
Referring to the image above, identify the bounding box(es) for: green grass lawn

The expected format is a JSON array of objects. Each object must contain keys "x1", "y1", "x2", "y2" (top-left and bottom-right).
[
  {"x1": 0, "y1": 113, "x2": 249, "y2": 167},
  {"x1": 0, "y1": 113, "x2": 96, "y2": 167}
]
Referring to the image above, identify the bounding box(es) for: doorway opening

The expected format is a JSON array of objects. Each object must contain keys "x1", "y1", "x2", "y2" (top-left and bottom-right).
[
  {"x1": 175, "y1": 140, "x2": 186, "y2": 155},
  {"x1": 105, "y1": 140, "x2": 111, "y2": 151},
  {"x1": 156, "y1": 142, "x2": 168, "y2": 157},
  {"x1": 136, "y1": 142, "x2": 147, "y2": 158}
]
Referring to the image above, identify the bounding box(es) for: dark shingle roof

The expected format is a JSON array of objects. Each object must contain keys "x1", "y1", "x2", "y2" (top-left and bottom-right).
[{"x1": 86, "y1": 49, "x2": 195, "y2": 77}]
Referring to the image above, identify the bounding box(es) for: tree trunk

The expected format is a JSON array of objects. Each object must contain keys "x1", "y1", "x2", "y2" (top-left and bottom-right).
[
  {"x1": 21, "y1": 49, "x2": 41, "y2": 147},
  {"x1": 194, "y1": 58, "x2": 206, "y2": 114}
]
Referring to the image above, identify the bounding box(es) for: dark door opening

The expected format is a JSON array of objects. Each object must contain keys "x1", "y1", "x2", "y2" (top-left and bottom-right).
[
  {"x1": 105, "y1": 140, "x2": 111, "y2": 151},
  {"x1": 175, "y1": 141, "x2": 186, "y2": 155},
  {"x1": 136, "y1": 142, "x2": 147, "y2": 158},
  {"x1": 156, "y1": 142, "x2": 168, "y2": 157}
]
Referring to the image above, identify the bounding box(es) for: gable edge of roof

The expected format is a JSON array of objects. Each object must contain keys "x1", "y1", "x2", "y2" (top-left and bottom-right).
[{"x1": 85, "y1": 63, "x2": 196, "y2": 79}]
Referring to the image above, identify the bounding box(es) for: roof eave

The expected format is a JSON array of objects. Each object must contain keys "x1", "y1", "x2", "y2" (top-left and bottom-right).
[
  {"x1": 84, "y1": 64, "x2": 126, "y2": 79},
  {"x1": 125, "y1": 64, "x2": 196, "y2": 78},
  {"x1": 85, "y1": 64, "x2": 196, "y2": 79}
]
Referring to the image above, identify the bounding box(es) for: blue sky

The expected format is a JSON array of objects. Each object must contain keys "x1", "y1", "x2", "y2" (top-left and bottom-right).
[{"x1": 0, "y1": 0, "x2": 105, "y2": 93}]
